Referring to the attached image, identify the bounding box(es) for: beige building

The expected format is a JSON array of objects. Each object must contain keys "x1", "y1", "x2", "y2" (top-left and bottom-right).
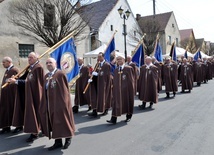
[{"x1": 136, "y1": 11, "x2": 181, "y2": 54}]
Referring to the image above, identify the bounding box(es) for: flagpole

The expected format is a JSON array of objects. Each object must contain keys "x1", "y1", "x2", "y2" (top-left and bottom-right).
[
  {"x1": 151, "y1": 33, "x2": 160, "y2": 56},
  {"x1": 131, "y1": 33, "x2": 146, "y2": 57},
  {"x1": 83, "y1": 30, "x2": 118, "y2": 94},
  {"x1": 2, "y1": 31, "x2": 76, "y2": 89}
]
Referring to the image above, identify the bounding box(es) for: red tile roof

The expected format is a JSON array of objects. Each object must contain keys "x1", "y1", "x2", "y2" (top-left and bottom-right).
[
  {"x1": 137, "y1": 12, "x2": 173, "y2": 32},
  {"x1": 180, "y1": 29, "x2": 193, "y2": 41}
]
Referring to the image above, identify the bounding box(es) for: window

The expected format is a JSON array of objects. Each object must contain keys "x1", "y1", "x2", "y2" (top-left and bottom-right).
[
  {"x1": 134, "y1": 31, "x2": 136, "y2": 37},
  {"x1": 19, "y1": 44, "x2": 34, "y2": 58},
  {"x1": 172, "y1": 23, "x2": 174, "y2": 28},
  {"x1": 44, "y1": 3, "x2": 56, "y2": 28},
  {"x1": 176, "y1": 38, "x2": 179, "y2": 46},
  {"x1": 110, "y1": 25, "x2": 113, "y2": 31},
  {"x1": 168, "y1": 36, "x2": 172, "y2": 45}
]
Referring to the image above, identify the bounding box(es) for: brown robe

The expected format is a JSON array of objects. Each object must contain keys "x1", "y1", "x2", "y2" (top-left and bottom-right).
[
  {"x1": 112, "y1": 66, "x2": 135, "y2": 117},
  {"x1": 74, "y1": 65, "x2": 91, "y2": 106},
  {"x1": 23, "y1": 62, "x2": 44, "y2": 134},
  {"x1": 153, "y1": 62, "x2": 163, "y2": 91},
  {"x1": 179, "y1": 64, "x2": 193, "y2": 91},
  {"x1": 92, "y1": 61, "x2": 112, "y2": 112},
  {"x1": 192, "y1": 62, "x2": 203, "y2": 83},
  {"x1": 12, "y1": 69, "x2": 29, "y2": 127},
  {"x1": 128, "y1": 62, "x2": 139, "y2": 94},
  {"x1": 0, "y1": 66, "x2": 19, "y2": 128},
  {"x1": 138, "y1": 64, "x2": 158, "y2": 103},
  {"x1": 40, "y1": 70, "x2": 75, "y2": 139},
  {"x1": 163, "y1": 63, "x2": 178, "y2": 92}
]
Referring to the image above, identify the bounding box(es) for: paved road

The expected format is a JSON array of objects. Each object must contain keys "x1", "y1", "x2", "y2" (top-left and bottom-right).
[{"x1": 0, "y1": 80, "x2": 214, "y2": 155}]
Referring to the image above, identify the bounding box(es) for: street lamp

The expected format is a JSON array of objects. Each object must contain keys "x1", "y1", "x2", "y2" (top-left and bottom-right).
[{"x1": 118, "y1": 6, "x2": 131, "y2": 61}]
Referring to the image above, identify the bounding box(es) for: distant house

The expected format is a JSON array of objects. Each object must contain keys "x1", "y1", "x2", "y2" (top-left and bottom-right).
[
  {"x1": 180, "y1": 29, "x2": 197, "y2": 53},
  {"x1": 136, "y1": 11, "x2": 180, "y2": 54},
  {"x1": 195, "y1": 38, "x2": 209, "y2": 54},
  {"x1": 77, "y1": 0, "x2": 141, "y2": 64}
]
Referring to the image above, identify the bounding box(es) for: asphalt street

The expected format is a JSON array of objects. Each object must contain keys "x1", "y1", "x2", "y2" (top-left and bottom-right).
[{"x1": 0, "y1": 80, "x2": 214, "y2": 155}]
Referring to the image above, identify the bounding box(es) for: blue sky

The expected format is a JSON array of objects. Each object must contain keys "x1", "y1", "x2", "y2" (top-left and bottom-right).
[{"x1": 92, "y1": 0, "x2": 214, "y2": 42}]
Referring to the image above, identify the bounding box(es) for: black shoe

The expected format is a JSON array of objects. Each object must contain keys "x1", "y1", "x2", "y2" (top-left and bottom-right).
[
  {"x1": 48, "y1": 139, "x2": 63, "y2": 151},
  {"x1": 139, "y1": 102, "x2": 146, "y2": 109},
  {"x1": 173, "y1": 92, "x2": 176, "y2": 97},
  {"x1": 26, "y1": 134, "x2": 38, "y2": 142},
  {"x1": 72, "y1": 106, "x2": 79, "y2": 113},
  {"x1": 63, "y1": 138, "x2": 71, "y2": 149},
  {"x1": 88, "y1": 110, "x2": 97, "y2": 117},
  {"x1": 165, "y1": 92, "x2": 170, "y2": 99},
  {"x1": 149, "y1": 102, "x2": 154, "y2": 109},
  {"x1": 188, "y1": 90, "x2": 191, "y2": 93},
  {"x1": 102, "y1": 109, "x2": 108, "y2": 116},
  {"x1": 125, "y1": 114, "x2": 132, "y2": 122},
  {"x1": 0, "y1": 127, "x2": 11, "y2": 134},
  {"x1": 13, "y1": 127, "x2": 23, "y2": 134},
  {"x1": 107, "y1": 116, "x2": 117, "y2": 124},
  {"x1": 87, "y1": 106, "x2": 92, "y2": 112},
  {"x1": 180, "y1": 90, "x2": 185, "y2": 93}
]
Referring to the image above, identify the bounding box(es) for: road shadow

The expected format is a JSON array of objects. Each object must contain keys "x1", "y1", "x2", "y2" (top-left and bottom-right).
[
  {"x1": 76, "y1": 122, "x2": 126, "y2": 135},
  {"x1": 9, "y1": 145, "x2": 63, "y2": 155},
  {"x1": 132, "y1": 106, "x2": 155, "y2": 115},
  {"x1": 0, "y1": 133, "x2": 31, "y2": 153}
]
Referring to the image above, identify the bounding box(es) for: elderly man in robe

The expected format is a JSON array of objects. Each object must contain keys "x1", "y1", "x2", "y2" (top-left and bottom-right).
[
  {"x1": 179, "y1": 58, "x2": 193, "y2": 93},
  {"x1": 138, "y1": 56, "x2": 158, "y2": 109},
  {"x1": 39, "y1": 58, "x2": 75, "y2": 151},
  {"x1": 162, "y1": 57, "x2": 178, "y2": 98},
  {"x1": 0, "y1": 57, "x2": 19, "y2": 134},
  {"x1": 9, "y1": 52, "x2": 44, "y2": 142},
  {"x1": 107, "y1": 53, "x2": 135, "y2": 124}
]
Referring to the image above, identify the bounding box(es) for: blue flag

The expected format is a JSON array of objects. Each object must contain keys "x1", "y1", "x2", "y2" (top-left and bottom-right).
[
  {"x1": 104, "y1": 38, "x2": 115, "y2": 62},
  {"x1": 194, "y1": 51, "x2": 202, "y2": 61},
  {"x1": 184, "y1": 50, "x2": 188, "y2": 59},
  {"x1": 154, "y1": 42, "x2": 163, "y2": 62},
  {"x1": 50, "y1": 38, "x2": 79, "y2": 83},
  {"x1": 169, "y1": 43, "x2": 177, "y2": 61},
  {"x1": 132, "y1": 44, "x2": 144, "y2": 67}
]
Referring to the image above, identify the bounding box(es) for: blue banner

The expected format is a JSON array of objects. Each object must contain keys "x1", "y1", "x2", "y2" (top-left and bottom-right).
[
  {"x1": 132, "y1": 44, "x2": 144, "y2": 67},
  {"x1": 154, "y1": 42, "x2": 163, "y2": 62},
  {"x1": 50, "y1": 38, "x2": 79, "y2": 82}
]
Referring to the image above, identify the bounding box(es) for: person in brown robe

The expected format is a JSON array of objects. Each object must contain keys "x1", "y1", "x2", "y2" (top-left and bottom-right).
[
  {"x1": 88, "y1": 52, "x2": 112, "y2": 117},
  {"x1": 192, "y1": 58, "x2": 203, "y2": 86},
  {"x1": 39, "y1": 58, "x2": 75, "y2": 151},
  {"x1": 9, "y1": 52, "x2": 44, "y2": 142},
  {"x1": 179, "y1": 58, "x2": 193, "y2": 93},
  {"x1": 162, "y1": 57, "x2": 178, "y2": 98},
  {"x1": 0, "y1": 57, "x2": 20, "y2": 134},
  {"x1": 73, "y1": 57, "x2": 91, "y2": 113},
  {"x1": 152, "y1": 57, "x2": 163, "y2": 93},
  {"x1": 138, "y1": 56, "x2": 158, "y2": 109},
  {"x1": 126, "y1": 55, "x2": 139, "y2": 95},
  {"x1": 107, "y1": 54, "x2": 135, "y2": 124}
]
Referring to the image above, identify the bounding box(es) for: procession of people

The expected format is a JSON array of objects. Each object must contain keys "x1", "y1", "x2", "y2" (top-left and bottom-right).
[{"x1": 0, "y1": 50, "x2": 214, "y2": 151}]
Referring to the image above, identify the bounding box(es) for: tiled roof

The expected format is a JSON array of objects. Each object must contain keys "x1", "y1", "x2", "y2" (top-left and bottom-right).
[
  {"x1": 137, "y1": 12, "x2": 173, "y2": 32},
  {"x1": 78, "y1": 0, "x2": 119, "y2": 30},
  {"x1": 180, "y1": 29, "x2": 193, "y2": 40}
]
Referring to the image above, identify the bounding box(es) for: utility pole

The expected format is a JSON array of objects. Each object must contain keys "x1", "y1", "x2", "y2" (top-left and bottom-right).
[{"x1": 153, "y1": 0, "x2": 156, "y2": 15}]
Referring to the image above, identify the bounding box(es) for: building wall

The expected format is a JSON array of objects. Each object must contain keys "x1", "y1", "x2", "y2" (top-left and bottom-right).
[
  {"x1": 98, "y1": 0, "x2": 140, "y2": 56},
  {"x1": 164, "y1": 13, "x2": 181, "y2": 54},
  {"x1": 0, "y1": 0, "x2": 49, "y2": 81}
]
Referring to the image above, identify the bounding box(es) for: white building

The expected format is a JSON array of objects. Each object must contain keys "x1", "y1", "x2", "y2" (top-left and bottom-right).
[{"x1": 77, "y1": 0, "x2": 141, "y2": 65}]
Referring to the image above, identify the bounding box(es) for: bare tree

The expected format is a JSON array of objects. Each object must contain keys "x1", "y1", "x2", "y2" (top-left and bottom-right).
[
  {"x1": 8, "y1": 0, "x2": 93, "y2": 47},
  {"x1": 180, "y1": 38, "x2": 197, "y2": 53},
  {"x1": 129, "y1": 19, "x2": 161, "y2": 56}
]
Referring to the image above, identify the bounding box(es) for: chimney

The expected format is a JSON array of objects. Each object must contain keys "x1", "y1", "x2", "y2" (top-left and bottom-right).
[
  {"x1": 136, "y1": 14, "x2": 141, "y2": 21},
  {"x1": 76, "y1": 1, "x2": 81, "y2": 8}
]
